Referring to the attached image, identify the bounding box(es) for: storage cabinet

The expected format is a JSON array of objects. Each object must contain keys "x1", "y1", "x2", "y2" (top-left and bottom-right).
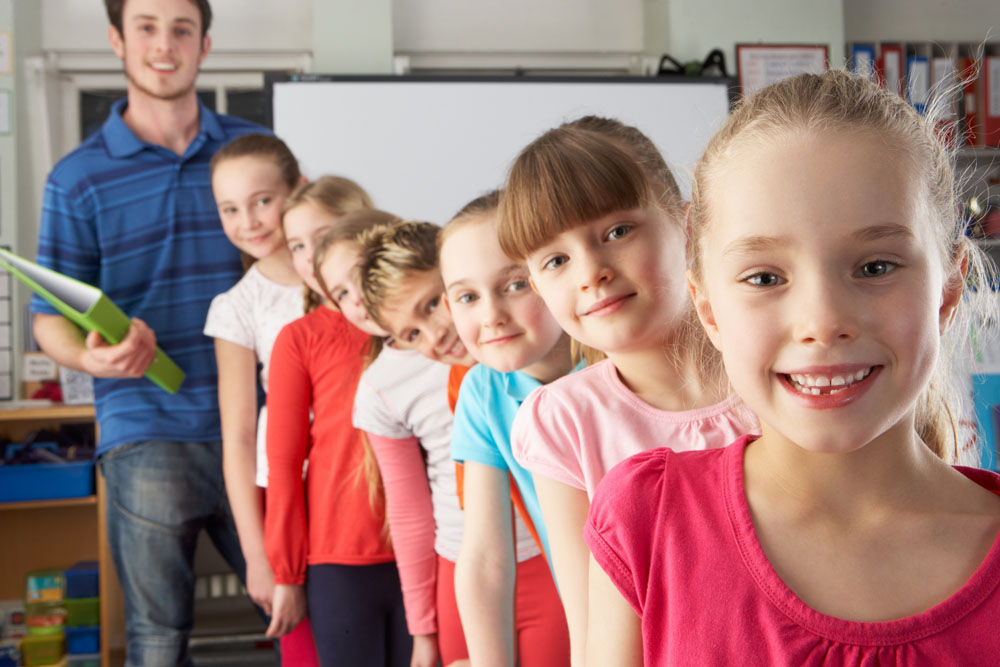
[{"x1": 0, "y1": 405, "x2": 124, "y2": 666}]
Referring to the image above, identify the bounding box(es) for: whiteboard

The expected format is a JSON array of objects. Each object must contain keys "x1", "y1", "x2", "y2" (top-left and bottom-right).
[{"x1": 273, "y1": 76, "x2": 732, "y2": 224}]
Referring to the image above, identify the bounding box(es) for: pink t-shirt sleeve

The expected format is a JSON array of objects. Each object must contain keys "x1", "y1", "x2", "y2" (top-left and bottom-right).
[
  {"x1": 584, "y1": 449, "x2": 667, "y2": 617},
  {"x1": 367, "y1": 432, "x2": 438, "y2": 636},
  {"x1": 511, "y1": 384, "x2": 587, "y2": 490}
]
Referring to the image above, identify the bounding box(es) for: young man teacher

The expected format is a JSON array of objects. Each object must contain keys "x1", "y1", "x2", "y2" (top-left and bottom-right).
[{"x1": 31, "y1": 1, "x2": 261, "y2": 664}]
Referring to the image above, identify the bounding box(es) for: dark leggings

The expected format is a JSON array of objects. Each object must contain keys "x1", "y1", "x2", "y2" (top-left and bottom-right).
[{"x1": 306, "y1": 562, "x2": 411, "y2": 667}]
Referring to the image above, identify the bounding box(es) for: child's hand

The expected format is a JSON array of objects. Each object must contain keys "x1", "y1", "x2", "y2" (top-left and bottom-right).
[
  {"x1": 266, "y1": 583, "x2": 306, "y2": 637},
  {"x1": 410, "y1": 633, "x2": 439, "y2": 667},
  {"x1": 245, "y1": 555, "x2": 276, "y2": 617},
  {"x1": 80, "y1": 317, "x2": 157, "y2": 378}
]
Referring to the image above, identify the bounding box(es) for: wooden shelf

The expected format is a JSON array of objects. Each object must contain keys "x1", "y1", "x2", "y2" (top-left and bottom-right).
[
  {"x1": 0, "y1": 495, "x2": 97, "y2": 511},
  {"x1": 0, "y1": 404, "x2": 94, "y2": 422}
]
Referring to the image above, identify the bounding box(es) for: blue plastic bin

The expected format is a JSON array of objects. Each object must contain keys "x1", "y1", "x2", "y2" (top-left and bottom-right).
[
  {"x1": 0, "y1": 461, "x2": 94, "y2": 503},
  {"x1": 64, "y1": 626, "x2": 99, "y2": 655},
  {"x1": 64, "y1": 562, "x2": 99, "y2": 599}
]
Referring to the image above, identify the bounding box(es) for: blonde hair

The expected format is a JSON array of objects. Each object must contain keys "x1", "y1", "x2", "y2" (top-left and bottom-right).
[
  {"x1": 689, "y1": 69, "x2": 995, "y2": 462},
  {"x1": 210, "y1": 133, "x2": 302, "y2": 272},
  {"x1": 437, "y1": 189, "x2": 502, "y2": 257},
  {"x1": 282, "y1": 175, "x2": 375, "y2": 313},
  {"x1": 356, "y1": 220, "x2": 441, "y2": 330}
]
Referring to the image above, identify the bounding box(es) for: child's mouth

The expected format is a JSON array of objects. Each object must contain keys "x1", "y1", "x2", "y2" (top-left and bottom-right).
[{"x1": 783, "y1": 367, "x2": 875, "y2": 396}]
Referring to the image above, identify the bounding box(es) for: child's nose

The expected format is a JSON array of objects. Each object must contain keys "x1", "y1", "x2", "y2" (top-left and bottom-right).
[
  {"x1": 792, "y1": 278, "x2": 858, "y2": 346},
  {"x1": 576, "y1": 254, "x2": 614, "y2": 291}
]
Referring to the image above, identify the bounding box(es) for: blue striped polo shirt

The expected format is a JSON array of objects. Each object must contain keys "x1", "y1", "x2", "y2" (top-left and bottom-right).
[{"x1": 31, "y1": 98, "x2": 264, "y2": 455}]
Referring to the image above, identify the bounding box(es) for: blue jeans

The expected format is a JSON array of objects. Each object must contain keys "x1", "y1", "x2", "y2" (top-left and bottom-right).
[{"x1": 100, "y1": 440, "x2": 247, "y2": 667}]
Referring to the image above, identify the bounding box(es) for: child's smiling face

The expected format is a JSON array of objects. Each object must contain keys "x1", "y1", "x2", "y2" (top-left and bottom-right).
[
  {"x1": 375, "y1": 268, "x2": 474, "y2": 366},
  {"x1": 689, "y1": 128, "x2": 964, "y2": 455},
  {"x1": 524, "y1": 207, "x2": 689, "y2": 357},
  {"x1": 318, "y1": 241, "x2": 388, "y2": 337},
  {"x1": 440, "y1": 217, "x2": 567, "y2": 380}
]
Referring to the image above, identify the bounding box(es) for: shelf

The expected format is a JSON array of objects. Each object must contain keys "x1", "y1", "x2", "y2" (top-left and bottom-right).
[
  {"x1": 0, "y1": 494, "x2": 97, "y2": 511},
  {"x1": 0, "y1": 404, "x2": 94, "y2": 422}
]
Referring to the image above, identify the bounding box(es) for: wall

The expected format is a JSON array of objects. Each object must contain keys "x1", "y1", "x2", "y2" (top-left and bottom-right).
[
  {"x1": 652, "y1": 0, "x2": 845, "y2": 75},
  {"x1": 843, "y1": 0, "x2": 1000, "y2": 44}
]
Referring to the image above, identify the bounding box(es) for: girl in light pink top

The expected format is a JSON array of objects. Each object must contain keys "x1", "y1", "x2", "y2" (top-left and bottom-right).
[
  {"x1": 586, "y1": 70, "x2": 1000, "y2": 665},
  {"x1": 498, "y1": 116, "x2": 752, "y2": 663}
]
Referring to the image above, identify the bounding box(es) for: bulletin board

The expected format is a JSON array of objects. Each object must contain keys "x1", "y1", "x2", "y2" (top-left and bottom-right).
[{"x1": 269, "y1": 75, "x2": 735, "y2": 224}]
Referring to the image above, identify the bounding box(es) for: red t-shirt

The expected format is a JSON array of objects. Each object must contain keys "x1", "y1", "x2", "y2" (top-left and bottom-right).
[
  {"x1": 265, "y1": 307, "x2": 393, "y2": 585},
  {"x1": 586, "y1": 436, "x2": 1000, "y2": 665}
]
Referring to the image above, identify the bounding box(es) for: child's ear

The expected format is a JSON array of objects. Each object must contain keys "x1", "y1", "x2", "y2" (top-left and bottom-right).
[
  {"x1": 939, "y1": 248, "x2": 969, "y2": 334},
  {"x1": 687, "y1": 270, "x2": 721, "y2": 350}
]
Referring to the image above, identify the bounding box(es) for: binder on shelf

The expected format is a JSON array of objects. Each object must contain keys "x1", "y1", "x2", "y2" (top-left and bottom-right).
[
  {"x1": 959, "y1": 57, "x2": 979, "y2": 146},
  {"x1": 984, "y1": 56, "x2": 1000, "y2": 147},
  {"x1": 0, "y1": 248, "x2": 184, "y2": 394},
  {"x1": 878, "y1": 43, "x2": 904, "y2": 96},
  {"x1": 851, "y1": 44, "x2": 877, "y2": 81},
  {"x1": 931, "y1": 56, "x2": 959, "y2": 143},
  {"x1": 906, "y1": 56, "x2": 930, "y2": 114}
]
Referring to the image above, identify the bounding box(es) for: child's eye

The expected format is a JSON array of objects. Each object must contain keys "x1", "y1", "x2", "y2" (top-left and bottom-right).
[
  {"x1": 427, "y1": 296, "x2": 440, "y2": 313},
  {"x1": 256, "y1": 197, "x2": 271, "y2": 208},
  {"x1": 606, "y1": 224, "x2": 632, "y2": 242},
  {"x1": 542, "y1": 255, "x2": 568, "y2": 271},
  {"x1": 174, "y1": 27, "x2": 192, "y2": 37},
  {"x1": 406, "y1": 329, "x2": 420, "y2": 342},
  {"x1": 857, "y1": 260, "x2": 896, "y2": 278},
  {"x1": 335, "y1": 289, "x2": 349, "y2": 303},
  {"x1": 456, "y1": 292, "x2": 477, "y2": 305},
  {"x1": 219, "y1": 206, "x2": 236, "y2": 216},
  {"x1": 744, "y1": 272, "x2": 784, "y2": 287},
  {"x1": 506, "y1": 280, "x2": 530, "y2": 293},
  {"x1": 288, "y1": 242, "x2": 303, "y2": 253}
]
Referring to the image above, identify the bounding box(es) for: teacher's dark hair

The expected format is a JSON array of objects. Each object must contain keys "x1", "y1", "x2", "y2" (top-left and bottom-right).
[{"x1": 105, "y1": 0, "x2": 213, "y2": 38}]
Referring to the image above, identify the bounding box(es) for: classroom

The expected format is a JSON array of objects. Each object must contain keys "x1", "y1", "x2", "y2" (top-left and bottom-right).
[{"x1": 1, "y1": 0, "x2": 1000, "y2": 665}]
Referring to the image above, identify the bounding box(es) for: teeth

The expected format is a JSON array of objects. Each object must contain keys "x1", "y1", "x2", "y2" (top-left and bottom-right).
[
  {"x1": 787, "y1": 368, "x2": 873, "y2": 394},
  {"x1": 151, "y1": 63, "x2": 176, "y2": 71}
]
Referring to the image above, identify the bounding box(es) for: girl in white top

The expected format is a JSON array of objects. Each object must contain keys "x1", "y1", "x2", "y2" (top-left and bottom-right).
[
  {"x1": 205, "y1": 134, "x2": 305, "y2": 622},
  {"x1": 498, "y1": 116, "x2": 751, "y2": 664},
  {"x1": 204, "y1": 139, "x2": 374, "y2": 651}
]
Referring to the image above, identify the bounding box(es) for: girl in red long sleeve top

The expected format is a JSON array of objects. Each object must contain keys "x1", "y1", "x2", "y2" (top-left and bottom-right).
[{"x1": 265, "y1": 185, "x2": 410, "y2": 666}]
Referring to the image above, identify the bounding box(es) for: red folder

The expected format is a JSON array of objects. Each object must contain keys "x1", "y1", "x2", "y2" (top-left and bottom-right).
[
  {"x1": 983, "y1": 56, "x2": 1000, "y2": 147},
  {"x1": 878, "y1": 44, "x2": 904, "y2": 96}
]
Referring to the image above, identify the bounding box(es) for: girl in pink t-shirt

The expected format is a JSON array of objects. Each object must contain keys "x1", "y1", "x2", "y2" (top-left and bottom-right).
[
  {"x1": 498, "y1": 116, "x2": 749, "y2": 662},
  {"x1": 585, "y1": 70, "x2": 1000, "y2": 665}
]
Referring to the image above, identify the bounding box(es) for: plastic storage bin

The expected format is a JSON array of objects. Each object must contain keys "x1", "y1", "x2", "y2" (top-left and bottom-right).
[
  {"x1": 66, "y1": 653, "x2": 99, "y2": 667},
  {"x1": 19, "y1": 633, "x2": 64, "y2": 666},
  {"x1": 25, "y1": 603, "x2": 66, "y2": 636},
  {"x1": 25, "y1": 571, "x2": 64, "y2": 605},
  {"x1": 63, "y1": 627, "x2": 98, "y2": 655},
  {"x1": 0, "y1": 461, "x2": 95, "y2": 503},
  {"x1": 64, "y1": 599, "x2": 98, "y2": 628},
  {"x1": 63, "y1": 563, "x2": 98, "y2": 600}
]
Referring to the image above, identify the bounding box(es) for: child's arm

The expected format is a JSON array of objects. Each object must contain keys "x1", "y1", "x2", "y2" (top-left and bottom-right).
[
  {"x1": 532, "y1": 473, "x2": 591, "y2": 666},
  {"x1": 263, "y1": 326, "x2": 311, "y2": 637},
  {"x1": 455, "y1": 460, "x2": 517, "y2": 667},
  {"x1": 215, "y1": 338, "x2": 274, "y2": 615},
  {"x1": 366, "y1": 432, "x2": 439, "y2": 666},
  {"x1": 585, "y1": 554, "x2": 642, "y2": 666}
]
